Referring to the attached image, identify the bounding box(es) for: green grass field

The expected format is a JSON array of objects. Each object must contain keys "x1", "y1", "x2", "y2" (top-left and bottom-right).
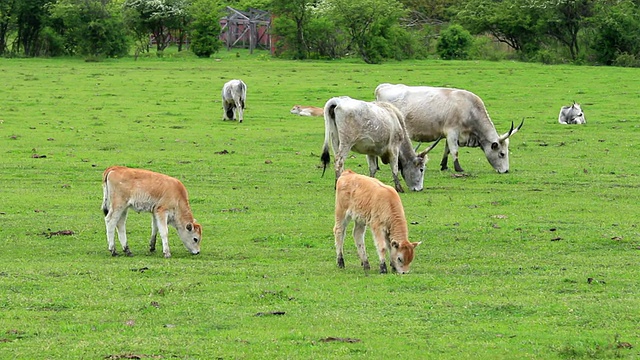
[{"x1": 1, "y1": 50, "x2": 639, "y2": 359}]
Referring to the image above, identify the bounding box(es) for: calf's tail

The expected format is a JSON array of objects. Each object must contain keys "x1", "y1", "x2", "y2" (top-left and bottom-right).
[
  {"x1": 321, "y1": 98, "x2": 339, "y2": 177},
  {"x1": 101, "y1": 168, "x2": 112, "y2": 216}
]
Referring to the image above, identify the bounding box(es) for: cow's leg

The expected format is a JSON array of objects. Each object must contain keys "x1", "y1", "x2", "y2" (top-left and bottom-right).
[
  {"x1": 352, "y1": 221, "x2": 370, "y2": 271},
  {"x1": 333, "y1": 214, "x2": 349, "y2": 269},
  {"x1": 223, "y1": 102, "x2": 234, "y2": 121},
  {"x1": 334, "y1": 146, "x2": 349, "y2": 186},
  {"x1": 389, "y1": 153, "x2": 405, "y2": 193},
  {"x1": 371, "y1": 225, "x2": 388, "y2": 274},
  {"x1": 440, "y1": 144, "x2": 450, "y2": 171},
  {"x1": 104, "y1": 207, "x2": 121, "y2": 256},
  {"x1": 115, "y1": 209, "x2": 132, "y2": 256},
  {"x1": 154, "y1": 209, "x2": 171, "y2": 258},
  {"x1": 236, "y1": 99, "x2": 244, "y2": 123},
  {"x1": 445, "y1": 134, "x2": 464, "y2": 172},
  {"x1": 149, "y1": 216, "x2": 158, "y2": 253},
  {"x1": 366, "y1": 155, "x2": 378, "y2": 178}
]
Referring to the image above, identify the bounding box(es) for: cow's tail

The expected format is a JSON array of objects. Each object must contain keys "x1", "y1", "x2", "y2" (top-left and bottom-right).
[
  {"x1": 321, "y1": 97, "x2": 340, "y2": 177},
  {"x1": 240, "y1": 81, "x2": 247, "y2": 109},
  {"x1": 101, "y1": 167, "x2": 113, "y2": 217}
]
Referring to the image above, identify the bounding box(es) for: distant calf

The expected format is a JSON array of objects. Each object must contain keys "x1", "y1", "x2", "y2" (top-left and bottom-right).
[
  {"x1": 290, "y1": 105, "x2": 324, "y2": 117},
  {"x1": 558, "y1": 102, "x2": 586, "y2": 124},
  {"x1": 222, "y1": 79, "x2": 246, "y2": 122},
  {"x1": 334, "y1": 170, "x2": 421, "y2": 274},
  {"x1": 101, "y1": 166, "x2": 202, "y2": 258}
]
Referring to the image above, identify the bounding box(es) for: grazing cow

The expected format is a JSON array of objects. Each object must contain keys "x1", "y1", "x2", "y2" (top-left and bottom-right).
[
  {"x1": 320, "y1": 96, "x2": 439, "y2": 193},
  {"x1": 290, "y1": 104, "x2": 324, "y2": 117},
  {"x1": 101, "y1": 166, "x2": 202, "y2": 258},
  {"x1": 334, "y1": 170, "x2": 421, "y2": 274},
  {"x1": 558, "y1": 102, "x2": 586, "y2": 124},
  {"x1": 222, "y1": 79, "x2": 246, "y2": 122},
  {"x1": 375, "y1": 83, "x2": 523, "y2": 173}
]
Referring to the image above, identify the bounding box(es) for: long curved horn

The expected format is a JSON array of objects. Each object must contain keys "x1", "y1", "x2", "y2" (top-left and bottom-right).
[
  {"x1": 414, "y1": 142, "x2": 423, "y2": 152},
  {"x1": 418, "y1": 136, "x2": 442, "y2": 157},
  {"x1": 498, "y1": 118, "x2": 524, "y2": 141}
]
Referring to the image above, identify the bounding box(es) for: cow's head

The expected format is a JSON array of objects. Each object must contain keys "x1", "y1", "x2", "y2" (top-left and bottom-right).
[
  {"x1": 400, "y1": 137, "x2": 442, "y2": 191},
  {"x1": 568, "y1": 103, "x2": 585, "y2": 124},
  {"x1": 390, "y1": 240, "x2": 421, "y2": 274},
  {"x1": 177, "y1": 221, "x2": 202, "y2": 255},
  {"x1": 485, "y1": 119, "x2": 524, "y2": 173}
]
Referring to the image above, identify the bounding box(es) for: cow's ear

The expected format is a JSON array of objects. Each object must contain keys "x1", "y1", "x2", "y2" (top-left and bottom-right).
[
  {"x1": 186, "y1": 223, "x2": 193, "y2": 231},
  {"x1": 411, "y1": 241, "x2": 422, "y2": 248},
  {"x1": 391, "y1": 240, "x2": 399, "y2": 249},
  {"x1": 491, "y1": 142, "x2": 499, "y2": 150}
]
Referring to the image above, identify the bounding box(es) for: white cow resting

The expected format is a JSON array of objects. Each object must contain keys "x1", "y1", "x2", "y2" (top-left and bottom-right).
[
  {"x1": 558, "y1": 103, "x2": 586, "y2": 124},
  {"x1": 375, "y1": 83, "x2": 523, "y2": 173},
  {"x1": 320, "y1": 96, "x2": 438, "y2": 193},
  {"x1": 222, "y1": 79, "x2": 246, "y2": 122}
]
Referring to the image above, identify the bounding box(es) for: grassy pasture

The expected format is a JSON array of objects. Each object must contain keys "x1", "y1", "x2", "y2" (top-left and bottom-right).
[{"x1": 0, "y1": 50, "x2": 639, "y2": 359}]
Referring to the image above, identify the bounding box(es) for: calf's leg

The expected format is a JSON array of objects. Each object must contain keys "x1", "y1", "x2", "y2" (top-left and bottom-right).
[
  {"x1": 352, "y1": 221, "x2": 370, "y2": 270},
  {"x1": 333, "y1": 214, "x2": 349, "y2": 268},
  {"x1": 371, "y1": 225, "x2": 389, "y2": 274},
  {"x1": 149, "y1": 216, "x2": 158, "y2": 252},
  {"x1": 153, "y1": 209, "x2": 172, "y2": 258}
]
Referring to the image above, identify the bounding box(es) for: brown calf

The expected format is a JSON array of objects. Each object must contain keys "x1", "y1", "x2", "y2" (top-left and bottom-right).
[
  {"x1": 101, "y1": 166, "x2": 202, "y2": 258},
  {"x1": 334, "y1": 170, "x2": 421, "y2": 274}
]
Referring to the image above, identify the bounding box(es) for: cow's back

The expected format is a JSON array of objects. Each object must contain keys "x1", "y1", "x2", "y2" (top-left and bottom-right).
[
  {"x1": 376, "y1": 84, "x2": 489, "y2": 142},
  {"x1": 335, "y1": 170, "x2": 404, "y2": 223},
  {"x1": 105, "y1": 167, "x2": 187, "y2": 210}
]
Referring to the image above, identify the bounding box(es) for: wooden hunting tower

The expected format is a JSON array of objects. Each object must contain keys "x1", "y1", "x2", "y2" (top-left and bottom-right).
[{"x1": 220, "y1": 7, "x2": 272, "y2": 54}]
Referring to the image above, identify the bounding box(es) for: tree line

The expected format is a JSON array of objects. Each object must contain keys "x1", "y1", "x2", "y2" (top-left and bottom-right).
[{"x1": 1, "y1": 0, "x2": 639, "y2": 66}]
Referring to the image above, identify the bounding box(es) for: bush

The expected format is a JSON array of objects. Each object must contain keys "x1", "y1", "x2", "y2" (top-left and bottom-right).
[
  {"x1": 436, "y1": 24, "x2": 473, "y2": 60},
  {"x1": 613, "y1": 53, "x2": 640, "y2": 67}
]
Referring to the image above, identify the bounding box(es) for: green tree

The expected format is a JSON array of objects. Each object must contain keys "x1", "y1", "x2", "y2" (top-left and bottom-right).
[
  {"x1": 49, "y1": 0, "x2": 129, "y2": 58},
  {"x1": 123, "y1": 0, "x2": 189, "y2": 52},
  {"x1": 535, "y1": 0, "x2": 595, "y2": 60},
  {"x1": 330, "y1": 0, "x2": 407, "y2": 64},
  {"x1": 436, "y1": 23, "x2": 473, "y2": 59},
  {"x1": 189, "y1": 0, "x2": 223, "y2": 57},
  {"x1": 590, "y1": 0, "x2": 640, "y2": 65},
  {"x1": 270, "y1": 0, "x2": 319, "y2": 59},
  {"x1": 456, "y1": 0, "x2": 543, "y2": 57}
]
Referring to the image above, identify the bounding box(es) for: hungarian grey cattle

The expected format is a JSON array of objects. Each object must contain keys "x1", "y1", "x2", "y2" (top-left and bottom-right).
[
  {"x1": 375, "y1": 83, "x2": 523, "y2": 173},
  {"x1": 320, "y1": 96, "x2": 438, "y2": 193},
  {"x1": 222, "y1": 79, "x2": 246, "y2": 122},
  {"x1": 558, "y1": 102, "x2": 586, "y2": 124}
]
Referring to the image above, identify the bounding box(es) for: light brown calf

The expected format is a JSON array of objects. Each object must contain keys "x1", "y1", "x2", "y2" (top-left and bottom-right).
[
  {"x1": 334, "y1": 170, "x2": 421, "y2": 274},
  {"x1": 101, "y1": 166, "x2": 202, "y2": 258},
  {"x1": 290, "y1": 105, "x2": 324, "y2": 117}
]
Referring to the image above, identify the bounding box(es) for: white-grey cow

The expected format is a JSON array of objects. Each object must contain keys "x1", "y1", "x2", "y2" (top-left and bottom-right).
[
  {"x1": 558, "y1": 102, "x2": 586, "y2": 124},
  {"x1": 375, "y1": 83, "x2": 523, "y2": 173},
  {"x1": 221, "y1": 79, "x2": 246, "y2": 123},
  {"x1": 320, "y1": 96, "x2": 439, "y2": 193}
]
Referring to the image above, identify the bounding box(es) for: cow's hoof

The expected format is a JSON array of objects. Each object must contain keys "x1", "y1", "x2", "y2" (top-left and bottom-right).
[
  {"x1": 111, "y1": 251, "x2": 118, "y2": 257},
  {"x1": 149, "y1": 246, "x2": 156, "y2": 253},
  {"x1": 337, "y1": 256, "x2": 345, "y2": 269},
  {"x1": 164, "y1": 253, "x2": 171, "y2": 259},
  {"x1": 379, "y1": 263, "x2": 388, "y2": 274},
  {"x1": 362, "y1": 261, "x2": 371, "y2": 271}
]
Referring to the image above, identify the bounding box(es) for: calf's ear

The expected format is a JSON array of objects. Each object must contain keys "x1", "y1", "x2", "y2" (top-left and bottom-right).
[
  {"x1": 186, "y1": 223, "x2": 193, "y2": 231},
  {"x1": 411, "y1": 241, "x2": 422, "y2": 248}
]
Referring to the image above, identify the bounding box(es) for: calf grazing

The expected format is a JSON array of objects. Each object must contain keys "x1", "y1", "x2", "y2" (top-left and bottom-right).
[
  {"x1": 290, "y1": 105, "x2": 324, "y2": 117},
  {"x1": 375, "y1": 83, "x2": 523, "y2": 173},
  {"x1": 222, "y1": 79, "x2": 247, "y2": 122},
  {"x1": 334, "y1": 170, "x2": 421, "y2": 274},
  {"x1": 320, "y1": 96, "x2": 438, "y2": 193},
  {"x1": 558, "y1": 102, "x2": 586, "y2": 124},
  {"x1": 101, "y1": 166, "x2": 202, "y2": 258}
]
